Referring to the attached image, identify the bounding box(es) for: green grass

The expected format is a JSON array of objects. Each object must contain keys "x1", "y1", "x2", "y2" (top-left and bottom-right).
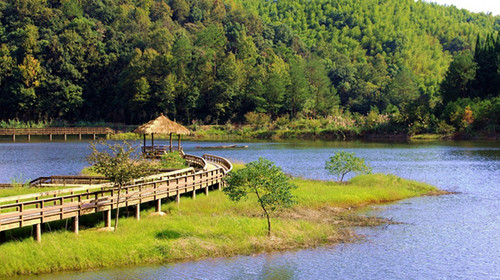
[
  {"x1": 410, "y1": 134, "x2": 448, "y2": 140},
  {"x1": 0, "y1": 173, "x2": 446, "y2": 277},
  {"x1": 0, "y1": 186, "x2": 69, "y2": 199},
  {"x1": 293, "y1": 174, "x2": 440, "y2": 209}
]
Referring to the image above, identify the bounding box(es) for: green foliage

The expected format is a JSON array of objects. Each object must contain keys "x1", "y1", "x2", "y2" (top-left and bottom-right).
[
  {"x1": 160, "y1": 152, "x2": 187, "y2": 169},
  {"x1": 442, "y1": 97, "x2": 500, "y2": 133},
  {"x1": 8, "y1": 174, "x2": 30, "y2": 188},
  {"x1": 244, "y1": 111, "x2": 271, "y2": 129},
  {"x1": 87, "y1": 140, "x2": 153, "y2": 230},
  {"x1": 440, "y1": 51, "x2": 477, "y2": 103},
  {"x1": 325, "y1": 151, "x2": 372, "y2": 182},
  {"x1": 87, "y1": 141, "x2": 153, "y2": 187},
  {"x1": 0, "y1": 0, "x2": 498, "y2": 136},
  {"x1": 224, "y1": 157, "x2": 297, "y2": 236},
  {"x1": 0, "y1": 119, "x2": 51, "y2": 128}
]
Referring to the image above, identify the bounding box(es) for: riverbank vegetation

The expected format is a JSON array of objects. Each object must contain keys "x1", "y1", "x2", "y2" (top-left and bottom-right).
[
  {"x1": 0, "y1": 167, "x2": 446, "y2": 277},
  {"x1": 0, "y1": 0, "x2": 498, "y2": 139}
]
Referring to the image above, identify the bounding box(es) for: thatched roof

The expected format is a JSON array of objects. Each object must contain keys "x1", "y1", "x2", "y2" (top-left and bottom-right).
[{"x1": 133, "y1": 113, "x2": 191, "y2": 135}]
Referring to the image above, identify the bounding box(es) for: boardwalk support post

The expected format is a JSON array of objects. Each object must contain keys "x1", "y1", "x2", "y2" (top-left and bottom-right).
[
  {"x1": 12, "y1": 134, "x2": 15, "y2": 142},
  {"x1": 49, "y1": 134, "x2": 52, "y2": 141},
  {"x1": 104, "y1": 209, "x2": 111, "y2": 228},
  {"x1": 27, "y1": 134, "x2": 30, "y2": 142},
  {"x1": 175, "y1": 192, "x2": 180, "y2": 204},
  {"x1": 205, "y1": 186, "x2": 209, "y2": 196},
  {"x1": 34, "y1": 224, "x2": 42, "y2": 242},
  {"x1": 135, "y1": 203, "x2": 140, "y2": 220},
  {"x1": 155, "y1": 199, "x2": 161, "y2": 213},
  {"x1": 192, "y1": 189, "x2": 196, "y2": 200},
  {"x1": 73, "y1": 216, "x2": 79, "y2": 235}
]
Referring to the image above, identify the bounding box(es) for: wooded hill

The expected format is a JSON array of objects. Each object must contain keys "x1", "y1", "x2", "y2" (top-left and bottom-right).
[{"x1": 0, "y1": 0, "x2": 498, "y2": 135}]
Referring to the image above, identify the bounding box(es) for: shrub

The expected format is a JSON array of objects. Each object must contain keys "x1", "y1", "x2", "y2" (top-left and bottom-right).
[
  {"x1": 160, "y1": 152, "x2": 187, "y2": 169},
  {"x1": 325, "y1": 151, "x2": 372, "y2": 182}
]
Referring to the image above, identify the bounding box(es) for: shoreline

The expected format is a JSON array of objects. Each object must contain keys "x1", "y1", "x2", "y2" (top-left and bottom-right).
[
  {"x1": 105, "y1": 128, "x2": 498, "y2": 142},
  {"x1": 0, "y1": 172, "x2": 449, "y2": 278}
]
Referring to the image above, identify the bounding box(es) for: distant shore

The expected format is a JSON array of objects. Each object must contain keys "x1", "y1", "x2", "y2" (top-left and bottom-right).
[{"x1": 105, "y1": 126, "x2": 498, "y2": 142}]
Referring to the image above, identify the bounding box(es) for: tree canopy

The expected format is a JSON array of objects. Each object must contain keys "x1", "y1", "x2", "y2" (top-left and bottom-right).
[
  {"x1": 224, "y1": 157, "x2": 297, "y2": 236},
  {"x1": 0, "y1": 0, "x2": 498, "y2": 135}
]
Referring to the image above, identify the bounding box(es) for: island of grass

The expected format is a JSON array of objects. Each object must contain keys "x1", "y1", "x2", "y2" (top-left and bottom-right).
[{"x1": 0, "y1": 165, "x2": 448, "y2": 277}]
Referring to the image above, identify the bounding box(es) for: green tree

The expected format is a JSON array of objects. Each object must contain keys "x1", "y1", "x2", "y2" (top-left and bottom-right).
[
  {"x1": 87, "y1": 141, "x2": 153, "y2": 231},
  {"x1": 387, "y1": 67, "x2": 419, "y2": 114},
  {"x1": 440, "y1": 51, "x2": 477, "y2": 103},
  {"x1": 325, "y1": 151, "x2": 372, "y2": 182},
  {"x1": 224, "y1": 157, "x2": 297, "y2": 236}
]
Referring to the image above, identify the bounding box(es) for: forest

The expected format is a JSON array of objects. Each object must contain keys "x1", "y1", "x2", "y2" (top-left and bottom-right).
[{"x1": 0, "y1": 0, "x2": 499, "y2": 136}]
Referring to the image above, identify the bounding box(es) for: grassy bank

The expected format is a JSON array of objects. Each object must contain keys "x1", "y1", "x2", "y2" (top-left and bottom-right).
[{"x1": 0, "y1": 171, "x2": 446, "y2": 277}]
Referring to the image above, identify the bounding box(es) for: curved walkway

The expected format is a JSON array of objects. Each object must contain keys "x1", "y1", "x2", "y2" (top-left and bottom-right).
[{"x1": 0, "y1": 153, "x2": 232, "y2": 242}]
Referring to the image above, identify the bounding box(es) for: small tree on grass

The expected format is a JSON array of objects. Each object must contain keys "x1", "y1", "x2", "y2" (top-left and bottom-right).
[
  {"x1": 87, "y1": 141, "x2": 153, "y2": 231},
  {"x1": 325, "y1": 150, "x2": 372, "y2": 182},
  {"x1": 224, "y1": 157, "x2": 297, "y2": 236}
]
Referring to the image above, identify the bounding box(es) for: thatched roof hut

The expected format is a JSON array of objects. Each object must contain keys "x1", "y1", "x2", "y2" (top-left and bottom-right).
[
  {"x1": 133, "y1": 113, "x2": 190, "y2": 135},
  {"x1": 134, "y1": 113, "x2": 190, "y2": 154}
]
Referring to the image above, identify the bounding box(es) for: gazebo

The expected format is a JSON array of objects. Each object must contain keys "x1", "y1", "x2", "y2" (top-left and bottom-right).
[{"x1": 133, "y1": 113, "x2": 191, "y2": 157}]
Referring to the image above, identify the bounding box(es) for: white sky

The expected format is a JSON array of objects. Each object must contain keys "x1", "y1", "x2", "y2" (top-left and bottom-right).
[{"x1": 422, "y1": 0, "x2": 500, "y2": 15}]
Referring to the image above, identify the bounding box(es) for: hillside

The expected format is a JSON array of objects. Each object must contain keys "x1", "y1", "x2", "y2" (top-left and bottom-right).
[{"x1": 0, "y1": 0, "x2": 498, "y2": 135}]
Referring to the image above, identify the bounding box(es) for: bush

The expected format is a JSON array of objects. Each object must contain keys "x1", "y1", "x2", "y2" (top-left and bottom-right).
[
  {"x1": 436, "y1": 120, "x2": 456, "y2": 135},
  {"x1": 245, "y1": 112, "x2": 271, "y2": 129},
  {"x1": 325, "y1": 151, "x2": 372, "y2": 182},
  {"x1": 160, "y1": 152, "x2": 187, "y2": 169}
]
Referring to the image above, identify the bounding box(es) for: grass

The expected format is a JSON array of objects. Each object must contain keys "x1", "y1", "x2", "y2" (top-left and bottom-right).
[
  {"x1": 0, "y1": 186, "x2": 69, "y2": 199},
  {"x1": 0, "y1": 171, "x2": 446, "y2": 277},
  {"x1": 410, "y1": 134, "x2": 449, "y2": 140}
]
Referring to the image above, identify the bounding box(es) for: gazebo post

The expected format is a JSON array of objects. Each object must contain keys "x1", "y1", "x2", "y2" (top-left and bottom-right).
[
  {"x1": 178, "y1": 134, "x2": 181, "y2": 152},
  {"x1": 143, "y1": 134, "x2": 146, "y2": 153},
  {"x1": 151, "y1": 133, "x2": 154, "y2": 149},
  {"x1": 169, "y1": 133, "x2": 173, "y2": 152}
]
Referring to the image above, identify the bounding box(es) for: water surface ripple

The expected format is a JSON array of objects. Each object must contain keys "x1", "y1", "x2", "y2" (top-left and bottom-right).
[{"x1": 1, "y1": 140, "x2": 498, "y2": 280}]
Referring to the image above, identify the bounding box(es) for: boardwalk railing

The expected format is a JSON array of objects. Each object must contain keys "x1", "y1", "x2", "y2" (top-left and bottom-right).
[
  {"x1": 0, "y1": 127, "x2": 115, "y2": 135},
  {"x1": 203, "y1": 154, "x2": 233, "y2": 173},
  {"x1": 0, "y1": 154, "x2": 231, "y2": 242},
  {"x1": 29, "y1": 176, "x2": 110, "y2": 187},
  {"x1": 0, "y1": 127, "x2": 115, "y2": 142}
]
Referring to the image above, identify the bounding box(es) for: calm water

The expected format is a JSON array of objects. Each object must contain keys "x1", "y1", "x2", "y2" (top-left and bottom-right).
[{"x1": 1, "y1": 139, "x2": 499, "y2": 280}]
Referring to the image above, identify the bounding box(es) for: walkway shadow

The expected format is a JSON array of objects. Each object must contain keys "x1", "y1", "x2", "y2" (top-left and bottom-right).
[{"x1": 156, "y1": 229, "x2": 182, "y2": 240}]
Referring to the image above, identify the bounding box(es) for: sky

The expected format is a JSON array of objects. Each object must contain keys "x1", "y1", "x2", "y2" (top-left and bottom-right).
[{"x1": 422, "y1": 0, "x2": 500, "y2": 15}]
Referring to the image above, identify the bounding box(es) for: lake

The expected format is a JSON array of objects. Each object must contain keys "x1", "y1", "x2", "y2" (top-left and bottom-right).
[{"x1": 1, "y1": 139, "x2": 499, "y2": 279}]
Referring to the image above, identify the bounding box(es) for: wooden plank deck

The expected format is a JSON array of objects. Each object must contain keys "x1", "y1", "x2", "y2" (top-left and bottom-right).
[{"x1": 0, "y1": 154, "x2": 232, "y2": 242}]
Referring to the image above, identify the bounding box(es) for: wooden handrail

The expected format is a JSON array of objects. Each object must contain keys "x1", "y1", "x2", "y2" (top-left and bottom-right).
[
  {"x1": 0, "y1": 154, "x2": 230, "y2": 233},
  {"x1": 0, "y1": 127, "x2": 114, "y2": 135},
  {"x1": 184, "y1": 154, "x2": 207, "y2": 170},
  {"x1": 203, "y1": 154, "x2": 233, "y2": 173}
]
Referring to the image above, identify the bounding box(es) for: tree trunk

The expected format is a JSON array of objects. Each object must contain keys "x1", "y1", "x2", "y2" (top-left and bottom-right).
[
  {"x1": 265, "y1": 210, "x2": 271, "y2": 237},
  {"x1": 341, "y1": 172, "x2": 347, "y2": 182},
  {"x1": 255, "y1": 189, "x2": 272, "y2": 236}
]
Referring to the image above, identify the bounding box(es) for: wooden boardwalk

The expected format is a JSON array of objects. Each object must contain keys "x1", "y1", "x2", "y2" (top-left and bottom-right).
[
  {"x1": 0, "y1": 127, "x2": 115, "y2": 141},
  {"x1": 0, "y1": 153, "x2": 232, "y2": 242}
]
